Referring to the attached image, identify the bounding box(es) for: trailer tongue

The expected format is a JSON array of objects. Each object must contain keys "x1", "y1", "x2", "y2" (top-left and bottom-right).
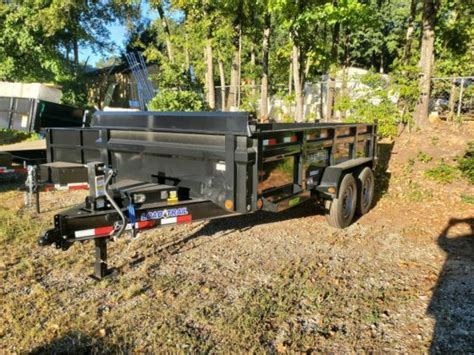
[{"x1": 38, "y1": 111, "x2": 377, "y2": 279}]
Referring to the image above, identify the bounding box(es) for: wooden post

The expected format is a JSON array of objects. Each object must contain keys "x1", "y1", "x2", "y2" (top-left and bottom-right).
[{"x1": 457, "y1": 78, "x2": 465, "y2": 118}]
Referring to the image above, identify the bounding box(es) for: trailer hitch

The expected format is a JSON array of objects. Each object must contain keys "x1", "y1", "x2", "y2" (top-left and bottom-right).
[{"x1": 38, "y1": 228, "x2": 73, "y2": 251}]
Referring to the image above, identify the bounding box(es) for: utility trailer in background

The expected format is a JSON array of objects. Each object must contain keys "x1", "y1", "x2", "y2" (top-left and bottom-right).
[
  {"x1": 0, "y1": 96, "x2": 84, "y2": 133},
  {"x1": 38, "y1": 112, "x2": 378, "y2": 279}
]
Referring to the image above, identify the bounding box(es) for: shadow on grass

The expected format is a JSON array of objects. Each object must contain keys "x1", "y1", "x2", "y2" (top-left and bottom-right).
[
  {"x1": 29, "y1": 331, "x2": 124, "y2": 354},
  {"x1": 428, "y1": 217, "x2": 474, "y2": 354}
]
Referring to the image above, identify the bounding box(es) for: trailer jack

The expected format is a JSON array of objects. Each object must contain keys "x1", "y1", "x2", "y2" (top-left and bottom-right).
[{"x1": 92, "y1": 238, "x2": 116, "y2": 280}]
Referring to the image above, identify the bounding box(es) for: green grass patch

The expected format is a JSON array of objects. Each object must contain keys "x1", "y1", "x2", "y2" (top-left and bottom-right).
[
  {"x1": 460, "y1": 194, "x2": 474, "y2": 204},
  {"x1": 0, "y1": 129, "x2": 40, "y2": 145},
  {"x1": 425, "y1": 160, "x2": 459, "y2": 184},
  {"x1": 416, "y1": 151, "x2": 432, "y2": 163}
]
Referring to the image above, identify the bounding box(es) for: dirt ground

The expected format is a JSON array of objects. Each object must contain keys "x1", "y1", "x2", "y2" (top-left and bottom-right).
[{"x1": 0, "y1": 122, "x2": 473, "y2": 353}]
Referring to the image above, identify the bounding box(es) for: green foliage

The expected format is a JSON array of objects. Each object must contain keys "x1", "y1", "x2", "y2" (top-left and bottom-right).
[
  {"x1": 148, "y1": 89, "x2": 209, "y2": 112},
  {"x1": 416, "y1": 151, "x2": 433, "y2": 163},
  {"x1": 406, "y1": 181, "x2": 433, "y2": 202},
  {"x1": 0, "y1": 129, "x2": 40, "y2": 145},
  {"x1": 425, "y1": 160, "x2": 459, "y2": 184},
  {"x1": 457, "y1": 142, "x2": 474, "y2": 184},
  {"x1": 336, "y1": 71, "x2": 400, "y2": 137},
  {"x1": 460, "y1": 194, "x2": 474, "y2": 204},
  {"x1": 435, "y1": 0, "x2": 474, "y2": 77},
  {"x1": 0, "y1": 0, "x2": 139, "y2": 108}
]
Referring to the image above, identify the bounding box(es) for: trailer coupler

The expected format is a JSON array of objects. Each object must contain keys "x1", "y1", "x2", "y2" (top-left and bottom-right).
[{"x1": 38, "y1": 228, "x2": 73, "y2": 250}]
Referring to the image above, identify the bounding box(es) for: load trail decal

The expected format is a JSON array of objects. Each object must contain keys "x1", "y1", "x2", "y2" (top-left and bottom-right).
[
  {"x1": 73, "y1": 208, "x2": 192, "y2": 238},
  {"x1": 140, "y1": 207, "x2": 190, "y2": 222}
]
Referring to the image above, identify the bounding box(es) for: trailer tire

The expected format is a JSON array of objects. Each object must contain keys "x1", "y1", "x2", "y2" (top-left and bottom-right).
[
  {"x1": 356, "y1": 167, "x2": 374, "y2": 216},
  {"x1": 325, "y1": 173, "x2": 357, "y2": 229}
]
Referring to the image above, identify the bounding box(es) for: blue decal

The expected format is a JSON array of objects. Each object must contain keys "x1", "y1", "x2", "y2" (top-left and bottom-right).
[
  {"x1": 128, "y1": 204, "x2": 136, "y2": 225},
  {"x1": 141, "y1": 207, "x2": 189, "y2": 221}
]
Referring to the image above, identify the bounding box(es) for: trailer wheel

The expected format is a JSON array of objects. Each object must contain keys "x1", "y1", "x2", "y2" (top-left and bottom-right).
[
  {"x1": 325, "y1": 173, "x2": 357, "y2": 228},
  {"x1": 356, "y1": 167, "x2": 374, "y2": 215}
]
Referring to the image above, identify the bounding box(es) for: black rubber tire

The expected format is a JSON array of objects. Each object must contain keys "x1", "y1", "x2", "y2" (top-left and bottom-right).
[
  {"x1": 325, "y1": 173, "x2": 357, "y2": 229},
  {"x1": 356, "y1": 167, "x2": 374, "y2": 216}
]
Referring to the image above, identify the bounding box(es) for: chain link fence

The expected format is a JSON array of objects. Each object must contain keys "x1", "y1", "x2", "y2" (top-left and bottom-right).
[
  {"x1": 431, "y1": 77, "x2": 474, "y2": 122},
  {"x1": 213, "y1": 76, "x2": 474, "y2": 123},
  {"x1": 215, "y1": 82, "x2": 340, "y2": 122}
]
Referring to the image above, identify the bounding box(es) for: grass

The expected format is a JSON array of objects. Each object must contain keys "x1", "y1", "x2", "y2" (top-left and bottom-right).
[
  {"x1": 424, "y1": 160, "x2": 459, "y2": 184},
  {"x1": 460, "y1": 194, "x2": 474, "y2": 205},
  {"x1": 0, "y1": 129, "x2": 40, "y2": 145},
  {"x1": 416, "y1": 151, "x2": 432, "y2": 163},
  {"x1": 406, "y1": 181, "x2": 433, "y2": 202}
]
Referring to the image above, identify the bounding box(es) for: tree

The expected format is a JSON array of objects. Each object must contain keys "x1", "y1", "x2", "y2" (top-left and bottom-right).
[
  {"x1": 151, "y1": 0, "x2": 175, "y2": 63},
  {"x1": 414, "y1": 0, "x2": 440, "y2": 126},
  {"x1": 260, "y1": 11, "x2": 271, "y2": 120},
  {"x1": 0, "y1": 0, "x2": 139, "y2": 106}
]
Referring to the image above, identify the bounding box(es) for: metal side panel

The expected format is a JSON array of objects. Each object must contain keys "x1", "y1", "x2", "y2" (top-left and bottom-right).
[{"x1": 91, "y1": 111, "x2": 253, "y2": 136}]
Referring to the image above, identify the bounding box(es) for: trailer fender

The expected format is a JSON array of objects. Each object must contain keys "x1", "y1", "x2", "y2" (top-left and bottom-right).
[{"x1": 316, "y1": 157, "x2": 373, "y2": 198}]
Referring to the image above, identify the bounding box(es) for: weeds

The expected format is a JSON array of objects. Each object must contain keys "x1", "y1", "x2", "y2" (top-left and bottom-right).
[
  {"x1": 460, "y1": 194, "x2": 474, "y2": 204},
  {"x1": 457, "y1": 142, "x2": 474, "y2": 184},
  {"x1": 406, "y1": 181, "x2": 433, "y2": 202},
  {"x1": 416, "y1": 151, "x2": 433, "y2": 163},
  {"x1": 425, "y1": 160, "x2": 459, "y2": 184}
]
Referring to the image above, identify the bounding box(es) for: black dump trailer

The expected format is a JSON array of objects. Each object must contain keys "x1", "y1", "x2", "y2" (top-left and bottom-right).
[
  {"x1": 0, "y1": 96, "x2": 84, "y2": 133},
  {"x1": 38, "y1": 111, "x2": 378, "y2": 278}
]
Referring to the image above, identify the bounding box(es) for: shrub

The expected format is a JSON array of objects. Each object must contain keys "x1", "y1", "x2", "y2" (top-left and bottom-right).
[
  {"x1": 336, "y1": 68, "x2": 419, "y2": 138},
  {"x1": 0, "y1": 129, "x2": 40, "y2": 145},
  {"x1": 148, "y1": 89, "x2": 209, "y2": 112},
  {"x1": 457, "y1": 142, "x2": 474, "y2": 184}
]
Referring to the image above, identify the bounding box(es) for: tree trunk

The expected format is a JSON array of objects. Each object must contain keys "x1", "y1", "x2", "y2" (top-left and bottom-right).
[
  {"x1": 227, "y1": 25, "x2": 241, "y2": 110},
  {"x1": 206, "y1": 41, "x2": 215, "y2": 109},
  {"x1": 250, "y1": 48, "x2": 256, "y2": 98},
  {"x1": 292, "y1": 43, "x2": 304, "y2": 122},
  {"x1": 288, "y1": 60, "x2": 293, "y2": 95},
  {"x1": 185, "y1": 33, "x2": 191, "y2": 74},
  {"x1": 156, "y1": 2, "x2": 174, "y2": 63},
  {"x1": 260, "y1": 13, "x2": 271, "y2": 121},
  {"x1": 218, "y1": 59, "x2": 226, "y2": 111},
  {"x1": 403, "y1": 0, "x2": 418, "y2": 64},
  {"x1": 326, "y1": 17, "x2": 340, "y2": 121},
  {"x1": 73, "y1": 37, "x2": 79, "y2": 71},
  {"x1": 341, "y1": 31, "x2": 350, "y2": 120},
  {"x1": 414, "y1": 0, "x2": 439, "y2": 127}
]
